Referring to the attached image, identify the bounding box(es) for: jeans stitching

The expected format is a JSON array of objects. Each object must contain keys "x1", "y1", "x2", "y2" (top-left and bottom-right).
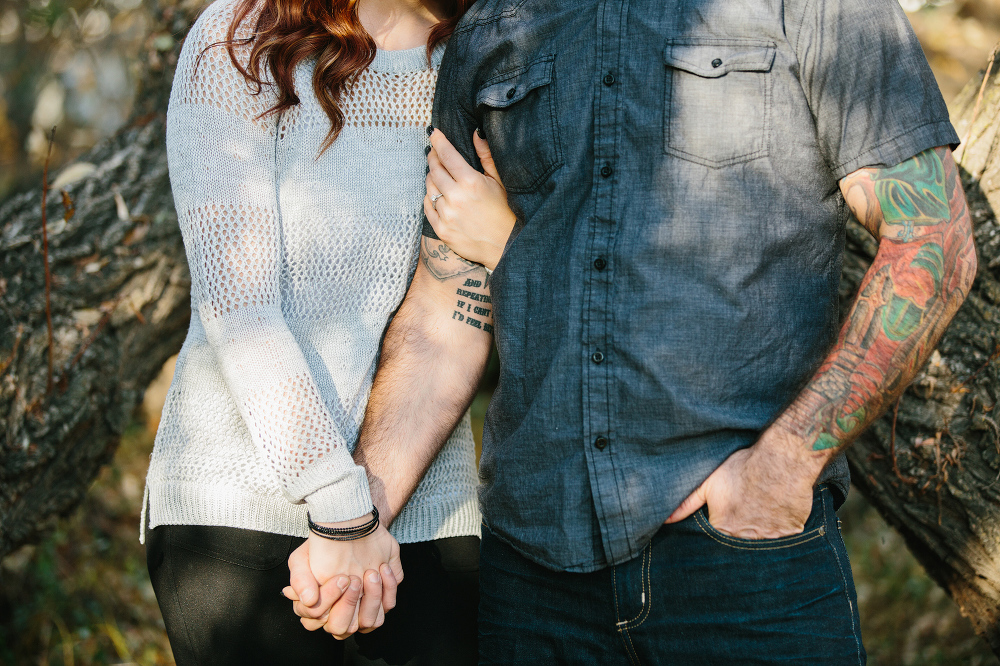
[
  {"x1": 822, "y1": 492, "x2": 865, "y2": 666},
  {"x1": 612, "y1": 565, "x2": 622, "y2": 623},
  {"x1": 621, "y1": 626, "x2": 642, "y2": 666},
  {"x1": 693, "y1": 510, "x2": 825, "y2": 550},
  {"x1": 624, "y1": 544, "x2": 652, "y2": 628}
]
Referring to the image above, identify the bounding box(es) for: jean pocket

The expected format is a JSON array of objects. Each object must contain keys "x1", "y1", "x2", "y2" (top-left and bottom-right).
[
  {"x1": 693, "y1": 488, "x2": 829, "y2": 551},
  {"x1": 168, "y1": 524, "x2": 293, "y2": 570},
  {"x1": 664, "y1": 38, "x2": 775, "y2": 167},
  {"x1": 476, "y1": 55, "x2": 563, "y2": 193}
]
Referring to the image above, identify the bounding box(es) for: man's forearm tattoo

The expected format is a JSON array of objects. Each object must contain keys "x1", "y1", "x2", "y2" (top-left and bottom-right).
[
  {"x1": 420, "y1": 237, "x2": 495, "y2": 335},
  {"x1": 421, "y1": 236, "x2": 480, "y2": 280},
  {"x1": 453, "y1": 277, "x2": 494, "y2": 333},
  {"x1": 777, "y1": 147, "x2": 976, "y2": 453}
]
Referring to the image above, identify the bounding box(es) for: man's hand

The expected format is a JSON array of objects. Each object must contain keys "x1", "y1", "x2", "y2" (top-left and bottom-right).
[
  {"x1": 669, "y1": 147, "x2": 976, "y2": 539},
  {"x1": 665, "y1": 431, "x2": 817, "y2": 538},
  {"x1": 283, "y1": 521, "x2": 402, "y2": 638}
]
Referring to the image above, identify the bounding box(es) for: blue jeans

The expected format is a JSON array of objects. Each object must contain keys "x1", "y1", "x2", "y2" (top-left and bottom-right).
[{"x1": 479, "y1": 485, "x2": 865, "y2": 665}]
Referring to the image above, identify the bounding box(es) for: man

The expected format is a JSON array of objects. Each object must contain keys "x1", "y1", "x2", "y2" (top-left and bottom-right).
[{"x1": 292, "y1": 0, "x2": 977, "y2": 662}]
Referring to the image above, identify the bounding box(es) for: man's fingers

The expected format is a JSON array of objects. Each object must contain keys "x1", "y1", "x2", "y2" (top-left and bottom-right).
[
  {"x1": 665, "y1": 484, "x2": 707, "y2": 524},
  {"x1": 379, "y1": 562, "x2": 398, "y2": 612},
  {"x1": 324, "y1": 576, "x2": 363, "y2": 639},
  {"x1": 357, "y1": 569, "x2": 383, "y2": 631},
  {"x1": 359, "y1": 605, "x2": 386, "y2": 634},
  {"x1": 287, "y1": 542, "x2": 319, "y2": 608},
  {"x1": 473, "y1": 130, "x2": 504, "y2": 188},
  {"x1": 430, "y1": 129, "x2": 477, "y2": 183},
  {"x1": 389, "y1": 549, "x2": 404, "y2": 585}
]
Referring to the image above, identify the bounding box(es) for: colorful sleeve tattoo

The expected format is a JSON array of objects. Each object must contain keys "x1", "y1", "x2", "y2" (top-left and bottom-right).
[{"x1": 775, "y1": 147, "x2": 977, "y2": 455}]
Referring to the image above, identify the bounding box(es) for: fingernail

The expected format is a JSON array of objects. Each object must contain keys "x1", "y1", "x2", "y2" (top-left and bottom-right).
[
  {"x1": 337, "y1": 576, "x2": 349, "y2": 591},
  {"x1": 426, "y1": 124, "x2": 434, "y2": 136},
  {"x1": 350, "y1": 579, "x2": 362, "y2": 592},
  {"x1": 425, "y1": 145, "x2": 432, "y2": 155},
  {"x1": 477, "y1": 127, "x2": 485, "y2": 139},
  {"x1": 368, "y1": 572, "x2": 380, "y2": 584}
]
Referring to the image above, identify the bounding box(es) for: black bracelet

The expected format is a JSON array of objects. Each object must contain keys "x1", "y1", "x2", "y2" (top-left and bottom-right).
[{"x1": 307, "y1": 506, "x2": 379, "y2": 541}]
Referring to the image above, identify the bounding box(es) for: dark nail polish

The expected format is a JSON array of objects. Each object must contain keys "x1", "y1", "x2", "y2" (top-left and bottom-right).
[
  {"x1": 424, "y1": 145, "x2": 432, "y2": 155},
  {"x1": 426, "y1": 124, "x2": 434, "y2": 136},
  {"x1": 477, "y1": 127, "x2": 485, "y2": 139}
]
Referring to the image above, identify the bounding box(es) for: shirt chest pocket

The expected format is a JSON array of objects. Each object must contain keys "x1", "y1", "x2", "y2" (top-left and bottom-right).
[
  {"x1": 476, "y1": 55, "x2": 563, "y2": 193},
  {"x1": 664, "y1": 39, "x2": 776, "y2": 168}
]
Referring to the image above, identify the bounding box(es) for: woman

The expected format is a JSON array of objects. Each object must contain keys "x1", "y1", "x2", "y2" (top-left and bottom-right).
[{"x1": 141, "y1": 0, "x2": 489, "y2": 663}]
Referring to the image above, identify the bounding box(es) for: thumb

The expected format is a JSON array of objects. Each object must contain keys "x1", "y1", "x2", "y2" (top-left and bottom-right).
[
  {"x1": 473, "y1": 129, "x2": 504, "y2": 189},
  {"x1": 665, "y1": 483, "x2": 708, "y2": 524},
  {"x1": 288, "y1": 542, "x2": 320, "y2": 607}
]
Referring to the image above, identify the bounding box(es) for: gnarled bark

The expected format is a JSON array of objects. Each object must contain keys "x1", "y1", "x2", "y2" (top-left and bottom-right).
[{"x1": 0, "y1": 1, "x2": 195, "y2": 557}]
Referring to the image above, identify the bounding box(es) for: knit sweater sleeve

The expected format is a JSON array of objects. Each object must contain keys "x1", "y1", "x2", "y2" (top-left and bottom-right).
[{"x1": 164, "y1": 0, "x2": 372, "y2": 523}]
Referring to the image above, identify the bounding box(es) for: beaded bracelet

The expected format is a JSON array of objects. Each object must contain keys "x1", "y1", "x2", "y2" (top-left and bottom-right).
[{"x1": 307, "y1": 506, "x2": 379, "y2": 541}]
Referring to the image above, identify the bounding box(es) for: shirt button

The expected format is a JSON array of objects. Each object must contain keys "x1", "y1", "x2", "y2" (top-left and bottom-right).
[
  {"x1": 711, "y1": 58, "x2": 723, "y2": 68},
  {"x1": 506, "y1": 87, "x2": 516, "y2": 99},
  {"x1": 600, "y1": 164, "x2": 613, "y2": 178},
  {"x1": 594, "y1": 436, "x2": 608, "y2": 450},
  {"x1": 603, "y1": 72, "x2": 616, "y2": 86},
  {"x1": 591, "y1": 350, "x2": 605, "y2": 364},
  {"x1": 593, "y1": 257, "x2": 607, "y2": 271}
]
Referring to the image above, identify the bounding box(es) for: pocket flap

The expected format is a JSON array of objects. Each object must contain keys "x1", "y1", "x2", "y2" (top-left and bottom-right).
[
  {"x1": 665, "y1": 39, "x2": 775, "y2": 78},
  {"x1": 476, "y1": 56, "x2": 555, "y2": 109}
]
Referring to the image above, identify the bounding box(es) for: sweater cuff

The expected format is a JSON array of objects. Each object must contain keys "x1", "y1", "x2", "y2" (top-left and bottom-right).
[{"x1": 304, "y1": 466, "x2": 374, "y2": 523}]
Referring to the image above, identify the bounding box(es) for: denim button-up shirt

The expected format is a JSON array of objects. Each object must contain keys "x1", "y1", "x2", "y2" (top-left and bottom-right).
[{"x1": 431, "y1": 0, "x2": 958, "y2": 572}]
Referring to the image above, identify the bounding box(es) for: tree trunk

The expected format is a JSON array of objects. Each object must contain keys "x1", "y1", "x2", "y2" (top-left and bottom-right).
[
  {"x1": 0, "y1": 0, "x2": 195, "y2": 557},
  {"x1": 2, "y1": 1, "x2": 1000, "y2": 655},
  {"x1": 843, "y1": 73, "x2": 1000, "y2": 652}
]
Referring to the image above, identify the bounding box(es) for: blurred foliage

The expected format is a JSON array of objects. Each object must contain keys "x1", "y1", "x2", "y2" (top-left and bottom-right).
[
  {"x1": 0, "y1": 419, "x2": 173, "y2": 665},
  {"x1": 840, "y1": 492, "x2": 998, "y2": 665},
  {"x1": 0, "y1": 0, "x2": 155, "y2": 200}
]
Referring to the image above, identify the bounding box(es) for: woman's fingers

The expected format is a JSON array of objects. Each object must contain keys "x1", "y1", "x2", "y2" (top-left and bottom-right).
[
  {"x1": 473, "y1": 130, "x2": 504, "y2": 189},
  {"x1": 430, "y1": 129, "x2": 477, "y2": 184},
  {"x1": 428, "y1": 149, "x2": 460, "y2": 198},
  {"x1": 324, "y1": 576, "x2": 363, "y2": 639}
]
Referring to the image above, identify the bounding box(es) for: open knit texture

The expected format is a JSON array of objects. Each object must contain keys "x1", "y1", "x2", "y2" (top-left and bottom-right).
[{"x1": 142, "y1": 0, "x2": 480, "y2": 545}]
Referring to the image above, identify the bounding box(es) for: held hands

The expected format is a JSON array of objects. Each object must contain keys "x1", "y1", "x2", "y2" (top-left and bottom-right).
[
  {"x1": 664, "y1": 428, "x2": 822, "y2": 539},
  {"x1": 283, "y1": 519, "x2": 403, "y2": 639},
  {"x1": 424, "y1": 129, "x2": 517, "y2": 271}
]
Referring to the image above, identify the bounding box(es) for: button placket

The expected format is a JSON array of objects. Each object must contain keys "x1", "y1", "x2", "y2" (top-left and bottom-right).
[{"x1": 581, "y1": 0, "x2": 628, "y2": 565}]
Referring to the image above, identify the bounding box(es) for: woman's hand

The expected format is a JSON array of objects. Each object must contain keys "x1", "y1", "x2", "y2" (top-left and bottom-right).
[
  {"x1": 284, "y1": 519, "x2": 403, "y2": 639},
  {"x1": 424, "y1": 129, "x2": 516, "y2": 271}
]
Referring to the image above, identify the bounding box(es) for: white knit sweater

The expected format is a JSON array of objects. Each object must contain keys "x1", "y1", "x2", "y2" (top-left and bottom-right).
[{"x1": 142, "y1": 0, "x2": 480, "y2": 544}]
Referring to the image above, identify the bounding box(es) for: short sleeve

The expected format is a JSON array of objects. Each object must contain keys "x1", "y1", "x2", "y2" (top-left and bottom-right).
[{"x1": 791, "y1": 0, "x2": 959, "y2": 179}]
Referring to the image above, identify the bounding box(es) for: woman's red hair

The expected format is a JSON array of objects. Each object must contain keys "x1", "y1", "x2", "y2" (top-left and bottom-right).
[{"x1": 221, "y1": 0, "x2": 472, "y2": 152}]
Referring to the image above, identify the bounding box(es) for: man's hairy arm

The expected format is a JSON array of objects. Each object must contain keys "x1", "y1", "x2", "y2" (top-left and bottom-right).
[
  {"x1": 668, "y1": 146, "x2": 977, "y2": 537},
  {"x1": 356, "y1": 237, "x2": 494, "y2": 525},
  {"x1": 287, "y1": 238, "x2": 492, "y2": 630}
]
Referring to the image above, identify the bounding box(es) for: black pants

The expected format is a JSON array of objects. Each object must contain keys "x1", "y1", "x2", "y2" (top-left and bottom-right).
[{"x1": 146, "y1": 524, "x2": 479, "y2": 666}]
